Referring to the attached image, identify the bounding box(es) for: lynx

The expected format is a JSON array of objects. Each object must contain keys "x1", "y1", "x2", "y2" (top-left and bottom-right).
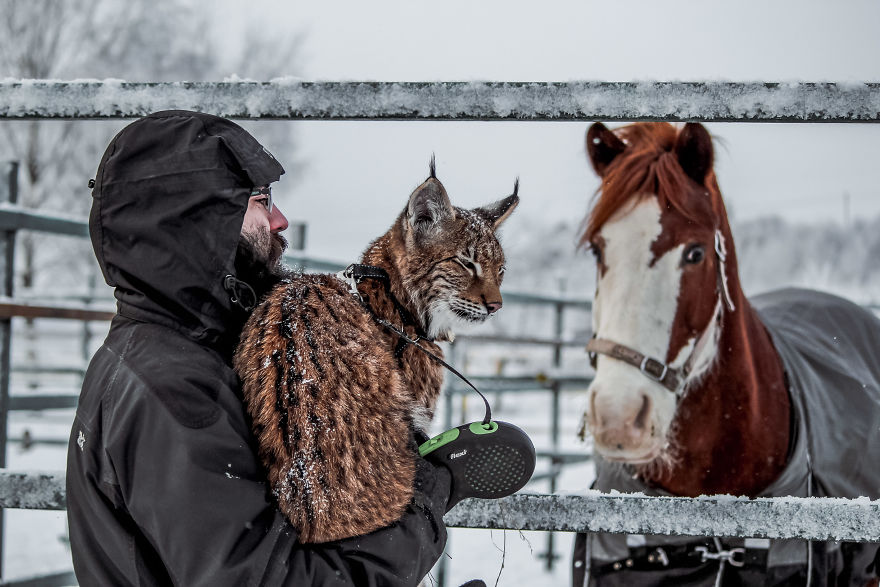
[{"x1": 233, "y1": 162, "x2": 518, "y2": 543}]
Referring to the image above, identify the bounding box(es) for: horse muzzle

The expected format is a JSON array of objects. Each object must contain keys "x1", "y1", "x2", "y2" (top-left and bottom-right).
[{"x1": 587, "y1": 385, "x2": 668, "y2": 463}]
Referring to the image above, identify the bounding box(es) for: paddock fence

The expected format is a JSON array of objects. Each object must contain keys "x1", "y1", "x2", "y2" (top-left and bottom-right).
[{"x1": 1, "y1": 80, "x2": 879, "y2": 587}]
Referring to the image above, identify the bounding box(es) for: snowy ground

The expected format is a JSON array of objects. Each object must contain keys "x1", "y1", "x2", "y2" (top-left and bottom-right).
[{"x1": 2, "y1": 319, "x2": 596, "y2": 586}]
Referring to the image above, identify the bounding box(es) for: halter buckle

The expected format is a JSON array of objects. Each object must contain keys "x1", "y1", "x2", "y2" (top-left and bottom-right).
[
  {"x1": 336, "y1": 264, "x2": 362, "y2": 300},
  {"x1": 639, "y1": 356, "x2": 668, "y2": 383}
]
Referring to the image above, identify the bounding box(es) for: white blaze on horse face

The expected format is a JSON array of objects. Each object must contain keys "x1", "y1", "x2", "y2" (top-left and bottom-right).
[{"x1": 587, "y1": 198, "x2": 682, "y2": 462}]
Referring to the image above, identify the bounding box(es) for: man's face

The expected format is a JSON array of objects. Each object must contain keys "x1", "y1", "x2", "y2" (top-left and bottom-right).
[{"x1": 241, "y1": 185, "x2": 289, "y2": 268}]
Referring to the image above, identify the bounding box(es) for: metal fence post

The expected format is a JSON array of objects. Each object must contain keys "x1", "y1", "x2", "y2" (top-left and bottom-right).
[
  {"x1": 0, "y1": 161, "x2": 19, "y2": 578},
  {"x1": 540, "y1": 301, "x2": 565, "y2": 570},
  {"x1": 81, "y1": 272, "x2": 97, "y2": 369}
]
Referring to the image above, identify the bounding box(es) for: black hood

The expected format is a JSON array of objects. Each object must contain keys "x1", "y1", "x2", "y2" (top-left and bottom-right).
[{"x1": 90, "y1": 110, "x2": 285, "y2": 348}]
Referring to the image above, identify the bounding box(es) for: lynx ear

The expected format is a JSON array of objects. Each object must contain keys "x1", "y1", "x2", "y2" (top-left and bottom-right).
[
  {"x1": 478, "y1": 180, "x2": 519, "y2": 229},
  {"x1": 407, "y1": 177, "x2": 455, "y2": 237}
]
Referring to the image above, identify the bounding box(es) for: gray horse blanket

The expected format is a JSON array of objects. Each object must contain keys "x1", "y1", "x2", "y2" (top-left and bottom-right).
[{"x1": 573, "y1": 288, "x2": 880, "y2": 586}]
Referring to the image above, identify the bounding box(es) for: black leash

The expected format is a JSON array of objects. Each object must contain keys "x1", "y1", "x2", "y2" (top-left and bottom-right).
[{"x1": 339, "y1": 263, "x2": 493, "y2": 425}]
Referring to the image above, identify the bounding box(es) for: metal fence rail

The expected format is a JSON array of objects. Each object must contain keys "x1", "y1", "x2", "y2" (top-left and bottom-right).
[
  {"x1": 2, "y1": 80, "x2": 880, "y2": 122},
  {"x1": 2, "y1": 470, "x2": 878, "y2": 543}
]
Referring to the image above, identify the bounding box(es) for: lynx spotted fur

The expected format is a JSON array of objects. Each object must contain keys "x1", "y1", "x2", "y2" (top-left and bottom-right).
[{"x1": 234, "y1": 165, "x2": 518, "y2": 543}]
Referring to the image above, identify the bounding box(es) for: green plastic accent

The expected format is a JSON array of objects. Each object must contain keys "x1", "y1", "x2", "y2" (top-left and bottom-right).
[
  {"x1": 418, "y1": 427, "x2": 461, "y2": 457},
  {"x1": 469, "y1": 421, "x2": 499, "y2": 435}
]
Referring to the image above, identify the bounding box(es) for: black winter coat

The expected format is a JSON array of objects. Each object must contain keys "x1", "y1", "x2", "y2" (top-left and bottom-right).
[{"x1": 66, "y1": 111, "x2": 449, "y2": 586}]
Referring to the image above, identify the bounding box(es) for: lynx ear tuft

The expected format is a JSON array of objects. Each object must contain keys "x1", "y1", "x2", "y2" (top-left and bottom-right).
[
  {"x1": 477, "y1": 181, "x2": 519, "y2": 229},
  {"x1": 407, "y1": 177, "x2": 454, "y2": 238}
]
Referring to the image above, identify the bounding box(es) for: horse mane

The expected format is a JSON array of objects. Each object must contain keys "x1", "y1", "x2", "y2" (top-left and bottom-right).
[{"x1": 580, "y1": 123, "x2": 720, "y2": 248}]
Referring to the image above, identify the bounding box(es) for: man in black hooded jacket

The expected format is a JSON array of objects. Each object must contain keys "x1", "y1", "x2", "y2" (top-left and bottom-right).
[{"x1": 66, "y1": 110, "x2": 452, "y2": 586}]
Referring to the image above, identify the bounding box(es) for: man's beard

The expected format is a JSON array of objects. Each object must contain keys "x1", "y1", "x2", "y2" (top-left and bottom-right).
[{"x1": 234, "y1": 229, "x2": 290, "y2": 304}]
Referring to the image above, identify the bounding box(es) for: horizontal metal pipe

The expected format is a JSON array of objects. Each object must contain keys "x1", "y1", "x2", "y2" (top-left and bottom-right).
[
  {"x1": 454, "y1": 334, "x2": 590, "y2": 347},
  {"x1": 2, "y1": 80, "x2": 879, "y2": 122},
  {"x1": 445, "y1": 492, "x2": 880, "y2": 543},
  {"x1": 0, "y1": 205, "x2": 88, "y2": 237},
  {"x1": 0, "y1": 302, "x2": 114, "y2": 321},
  {"x1": 7, "y1": 394, "x2": 78, "y2": 410},
  {"x1": 3, "y1": 470, "x2": 877, "y2": 542}
]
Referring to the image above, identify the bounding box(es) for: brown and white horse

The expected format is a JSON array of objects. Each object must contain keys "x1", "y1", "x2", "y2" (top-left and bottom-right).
[
  {"x1": 575, "y1": 122, "x2": 880, "y2": 586},
  {"x1": 582, "y1": 121, "x2": 790, "y2": 497}
]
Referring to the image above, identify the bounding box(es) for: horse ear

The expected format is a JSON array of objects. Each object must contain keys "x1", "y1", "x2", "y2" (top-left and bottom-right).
[
  {"x1": 407, "y1": 177, "x2": 455, "y2": 238},
  {"x1": 587, "y1": 122, "x2": 627, "y2": 177},
  {"x1": 675, "y1": 123, "x2": 714, "y2": 186}
]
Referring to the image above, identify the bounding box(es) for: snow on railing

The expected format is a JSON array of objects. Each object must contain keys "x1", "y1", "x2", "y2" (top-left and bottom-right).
[
  {"x1": 3, "y1": 470, "x2": 878, "y2": 543},
  {"x1": 2, "y1": 80, "x2": 880, "y2": 122}
]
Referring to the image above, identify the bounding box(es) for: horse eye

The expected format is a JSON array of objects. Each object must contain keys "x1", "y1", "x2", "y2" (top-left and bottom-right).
[
  {"x1": 589, "y1": 243, "x2": 603, "y2": 264},
  {"x1": 498, "y1": 265, "x2": 506, "y2": 278},
  {"x1": 683, "y1": 244, "x2": 705, "y2": 265}
]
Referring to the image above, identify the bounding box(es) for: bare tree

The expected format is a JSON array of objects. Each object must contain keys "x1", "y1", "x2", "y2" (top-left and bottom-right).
[{"x1": 0, "y1": 0, "x2": 301, "y2": 292}]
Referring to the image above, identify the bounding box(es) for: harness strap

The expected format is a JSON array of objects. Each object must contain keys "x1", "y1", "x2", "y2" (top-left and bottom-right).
[
  {"x1": 340, "y1": 263, "x2": 430, "y2": 341},
  {"x1": 338, "y1": 263, "x2": 493, "y2": 425},
  {"x1": 373, "y1": 316, "x2": 493, "y2": 425}
]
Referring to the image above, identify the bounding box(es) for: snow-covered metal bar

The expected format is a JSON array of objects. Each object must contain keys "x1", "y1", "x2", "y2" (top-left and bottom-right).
[
  {"x1": 445, "y1": 492, "x2": 880, "y2": 543},
  {"x1": 2, "y1": 80, "x2": 879, "y2": 122},
  {"x1": 0, "y1": 470, "x2": 66, "y2": 510},
  {"x1": 2, "y1": 470, "x2": 878, "y2": 542}
]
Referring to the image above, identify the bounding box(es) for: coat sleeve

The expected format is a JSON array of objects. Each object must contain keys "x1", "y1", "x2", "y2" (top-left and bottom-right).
[{"x1": 104, "y1": 367, "x2": 449, "y2": 587}]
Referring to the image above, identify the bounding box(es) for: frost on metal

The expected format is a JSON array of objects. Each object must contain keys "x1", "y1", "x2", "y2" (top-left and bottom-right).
[
  {"x1": 3, "y1": 469, "x2": 879, "y2": 543},
  {"x1": 1, "y1": 79, "x2": 879, "y2": 122},
  {"x1": 0, "y1": 470, "x2": 66, "y2": 510},
  {"x1": 445, "y1": 491, "x2": 880, "y2": 543}
]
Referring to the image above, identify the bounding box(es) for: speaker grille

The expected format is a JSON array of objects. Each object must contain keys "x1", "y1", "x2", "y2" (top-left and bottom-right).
[{"x1": 462, "y1": 443, "x2": 528, "y2": 496}]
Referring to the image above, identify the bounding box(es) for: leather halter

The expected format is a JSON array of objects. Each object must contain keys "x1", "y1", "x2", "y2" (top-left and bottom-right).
[{"x1": 586, "y1": 229, "x2": 734, "y2": 396}]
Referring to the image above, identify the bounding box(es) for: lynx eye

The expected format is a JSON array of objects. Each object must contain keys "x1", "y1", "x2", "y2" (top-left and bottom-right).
[{"x1": 455, "y1": 255, "x2": 481, "y2": 277}]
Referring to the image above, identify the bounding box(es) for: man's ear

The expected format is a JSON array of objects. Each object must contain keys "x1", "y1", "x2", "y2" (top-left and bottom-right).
[{"x1": 407, "y1": 177, "x2": 455, "y2": 239}]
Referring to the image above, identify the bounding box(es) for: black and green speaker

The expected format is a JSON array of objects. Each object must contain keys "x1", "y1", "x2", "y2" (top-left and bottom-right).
[{"x1": 419, "y1": 420, "x2": 536, "y2": 509}]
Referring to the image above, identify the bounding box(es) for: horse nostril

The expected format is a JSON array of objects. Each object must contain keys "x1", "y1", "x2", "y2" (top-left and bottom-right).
[
  {"x1": 486, "y1": 301, "x2": 502, "y2": 314},
  {"x1": 634, "y1": 394, "x2": 652, "y2": 430}
]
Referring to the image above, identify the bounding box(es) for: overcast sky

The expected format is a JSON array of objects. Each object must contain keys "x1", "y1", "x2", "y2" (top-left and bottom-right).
[{"x1": 213, "y1": 0, "x2": 880, "y2": 261}]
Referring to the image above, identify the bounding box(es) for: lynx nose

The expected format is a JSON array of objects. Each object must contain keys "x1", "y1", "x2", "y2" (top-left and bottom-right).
[{"x1": 486, "y1": 301, "x2": 502, "y2": 314}]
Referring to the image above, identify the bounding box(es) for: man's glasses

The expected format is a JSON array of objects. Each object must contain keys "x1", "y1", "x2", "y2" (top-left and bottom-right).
[{"x1": 250, "y1": 186, "x2": 273, "y2": 213}]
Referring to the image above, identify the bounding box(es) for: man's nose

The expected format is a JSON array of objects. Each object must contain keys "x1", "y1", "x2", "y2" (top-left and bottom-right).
[{"x1": 270, "y1": 205, "x2": 289, "y2": 233}]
